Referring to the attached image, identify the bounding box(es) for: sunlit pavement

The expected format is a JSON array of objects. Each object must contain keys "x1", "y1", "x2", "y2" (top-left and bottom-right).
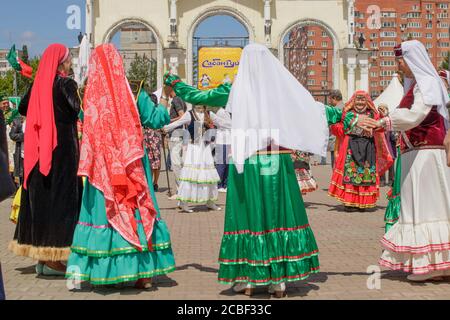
[{"x1": 2, "y1": 163, "x2": 450, "y2": 300}]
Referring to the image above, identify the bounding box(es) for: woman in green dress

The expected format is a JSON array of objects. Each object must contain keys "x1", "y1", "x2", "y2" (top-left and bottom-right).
[
  {"x1": 66, "y1": 44, "x2": 175, "y2": 289},
  {"x1": 164, "y1": 44, "x2": 367, "y2": 297}
]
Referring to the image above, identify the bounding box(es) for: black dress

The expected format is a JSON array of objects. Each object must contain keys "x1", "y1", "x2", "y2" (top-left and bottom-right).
[{"x1": 9, "y1": 75, "x2": 83, "y2": 262}]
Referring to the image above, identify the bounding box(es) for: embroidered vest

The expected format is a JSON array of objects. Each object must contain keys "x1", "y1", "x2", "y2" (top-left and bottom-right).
[{"x1": 398, "y1": 83, "x2": 446, "y2": 153}]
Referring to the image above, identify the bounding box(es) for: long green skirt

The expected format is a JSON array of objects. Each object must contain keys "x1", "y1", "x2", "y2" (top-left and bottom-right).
[
  {"x1": 218, "y1": 153, "x2": 320, "y2": 286},
  {"x1": 66, "y1": 154, "x2": 175, "y2": 285}
]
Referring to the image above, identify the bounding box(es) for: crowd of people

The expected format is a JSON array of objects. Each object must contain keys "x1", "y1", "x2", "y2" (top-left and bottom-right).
[{"x1": 1, "y1": 39, "x2": 450, "y2": 299}]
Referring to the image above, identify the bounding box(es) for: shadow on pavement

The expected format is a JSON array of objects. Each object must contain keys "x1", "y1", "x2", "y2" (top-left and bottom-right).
[{"x1": 176, "y1": 263, "x2": 218, "y2": 274}]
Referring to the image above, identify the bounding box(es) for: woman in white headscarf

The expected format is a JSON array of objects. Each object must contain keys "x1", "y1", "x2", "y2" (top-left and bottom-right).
[
  {"x1": 164, "y1": 43, "x2": 369, "y2": 297},
  {"x1": 368, "y1": 40, "x2": 450, "y2": 282}
]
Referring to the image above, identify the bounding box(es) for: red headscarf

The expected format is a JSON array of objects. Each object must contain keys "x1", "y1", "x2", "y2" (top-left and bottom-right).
[
  {"x1": 23, "y1": 43, "x2": 70, "y2": 189},
  {"x1": 78, "y1": 44, "x2": 157, "y2": 250}
]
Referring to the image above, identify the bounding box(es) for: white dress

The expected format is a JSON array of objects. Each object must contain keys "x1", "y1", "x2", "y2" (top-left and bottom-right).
[
  {"x1": 380, "y1": 85, "x2": 450, "y2": 274},
  {"x1": 164, "y1": 111, "x2": 220, "y2": 204}
]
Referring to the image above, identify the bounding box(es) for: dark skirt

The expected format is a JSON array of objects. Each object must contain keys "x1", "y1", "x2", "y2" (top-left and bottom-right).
[{"x1": 9, "y1": 123, "x2": 82, "y2": 262}]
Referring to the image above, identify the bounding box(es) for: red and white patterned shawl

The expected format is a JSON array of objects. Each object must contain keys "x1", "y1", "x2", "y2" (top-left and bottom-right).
[{"x1": 78, "y1": 44, "x2": 157, "y2": 250}]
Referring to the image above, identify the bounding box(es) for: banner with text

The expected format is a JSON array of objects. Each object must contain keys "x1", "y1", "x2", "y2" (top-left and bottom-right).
[{"x1": 197, "y1": 47, "x2": 242, "y2": 90}]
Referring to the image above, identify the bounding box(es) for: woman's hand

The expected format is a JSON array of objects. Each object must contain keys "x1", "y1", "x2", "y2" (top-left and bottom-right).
[
  {"x1": 356, "y1": 114, "x2": 380, "y2": 130},
  {"x1": 444, "y1": 130, "x2": 450, "y2": 167}
]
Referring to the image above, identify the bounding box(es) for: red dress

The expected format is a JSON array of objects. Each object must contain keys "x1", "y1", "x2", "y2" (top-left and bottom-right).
[{"x1": 328, "y1": 94, "x2": 393, "y2": 209}]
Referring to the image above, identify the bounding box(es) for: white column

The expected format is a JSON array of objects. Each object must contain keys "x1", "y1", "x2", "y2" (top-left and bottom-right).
[
  {"x1": 359, "y1": 62, "x2": 369, "y2": 92},
  {"x1": 263, "y1": 0, "x2": 272, "y2": 47},
  {"x1": 169, "y1": 0, "x2": 178, "y2": 43},
  {"x1": 347, "y1": 63, "x2": 357, "y2": 98},
  {"x1": 347, "y1": 0, "x2": 356, "y2": 48}
]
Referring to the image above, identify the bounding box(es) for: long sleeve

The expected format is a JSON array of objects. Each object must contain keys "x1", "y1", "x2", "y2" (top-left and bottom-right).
[
  {"x1": 164, "y1": 111, "x2": 191, "y2": 133},
  {"x1": 165, "y1": 74, "x2": 231, "y2": 107},
  {"x1": 9, "y1": 120, "x2": 24, "y2": 143},
  {"x1": 325, "y1": 106, "x2": 344, "y2": 125},
  {"x1": 18, "y1": 85, "x2": 33, "y2": 116},
  {"x1": 210, "y1": 109, "x2": 231, "y2": 130},
  {"x1": 61, "y1": 78, "x2": 81, "y2": 116},
  {"x1": 137, "y1": 89, "x2": 170, "y2": 129},
  {"x1": 388, "y1": 85, "x2": 432, "y2": 132}
]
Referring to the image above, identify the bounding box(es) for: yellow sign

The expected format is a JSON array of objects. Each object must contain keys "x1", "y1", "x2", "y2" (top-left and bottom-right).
[{"x1": 197, "y1": 47, "x2": 242, "y2": 90}]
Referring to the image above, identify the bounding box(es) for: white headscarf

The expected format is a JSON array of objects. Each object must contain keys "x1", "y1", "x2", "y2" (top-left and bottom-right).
[
  {"x1": 401, "y1": 40, "x2": 450, "y2": 121},
  {"x1": 226, "y1": 43, "x2": 329, "y2": 173}
]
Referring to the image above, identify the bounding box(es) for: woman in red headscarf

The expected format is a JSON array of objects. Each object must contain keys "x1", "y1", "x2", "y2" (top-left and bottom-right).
[
  {"x1": 8, "y1": 44, "x2": 83, "y2": 275},
  {"x1": 65, "y1": 44, "x2": 175, "y2": 289},
  {"x1": 328, "y1": 91, "x2": 393, "y2": 211}
]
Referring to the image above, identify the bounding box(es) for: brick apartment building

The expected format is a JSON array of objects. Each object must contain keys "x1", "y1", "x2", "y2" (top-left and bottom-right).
[{"x1": 355, "y1": 0, "x2": 450, "y2": 97}]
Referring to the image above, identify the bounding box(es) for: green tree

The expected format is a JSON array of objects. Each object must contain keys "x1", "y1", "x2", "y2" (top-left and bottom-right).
[
  {"x1": 0, "y1": 56, "x2": 40, "y2": 97},
  {"x1": 127, "y1": 53, "x2": 157, "y2": 91},
  {"x1": 441, "y1": 51, "x2": 449, "y2": 70}
]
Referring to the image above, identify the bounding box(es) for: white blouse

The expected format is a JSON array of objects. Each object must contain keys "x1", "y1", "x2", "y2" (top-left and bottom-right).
[{"x1": 388, "y1": 84, "x2": 433, "y2": 132}]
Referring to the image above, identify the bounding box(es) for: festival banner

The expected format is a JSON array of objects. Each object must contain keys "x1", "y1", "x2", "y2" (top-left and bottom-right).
[{"x1": 197, "y1": 47, "x2": 242, "y2": 90}]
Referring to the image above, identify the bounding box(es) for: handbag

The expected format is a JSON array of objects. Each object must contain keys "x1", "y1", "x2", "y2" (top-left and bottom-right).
[{"x1": 0, "y1": 150, "x2": 16, "y2": 203}]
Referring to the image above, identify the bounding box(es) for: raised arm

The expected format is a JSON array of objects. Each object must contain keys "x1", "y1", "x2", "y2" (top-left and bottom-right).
[
  {"x1": 137, "y1": 89, "x2": 170, "y2": 129},
  {"x1": 61, "y1": 78, "x2": 81, "y2": 119},
  {"x1": 18, "y1": 85, "x2": 33, "y2": 116},
  {"x1": 165, "y1": 73, "x2": 231, "y2": 107},
  {"x1": 325, "y1": 106, "x2": 344, "y2": 125}
]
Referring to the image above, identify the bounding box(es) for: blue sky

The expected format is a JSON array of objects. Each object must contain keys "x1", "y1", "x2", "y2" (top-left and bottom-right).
[{"x1": 0, "y1": 1, "x2": 247, "y2": 57}]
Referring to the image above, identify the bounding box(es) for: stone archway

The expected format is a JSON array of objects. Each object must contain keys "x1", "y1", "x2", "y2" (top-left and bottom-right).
[
  {"x1": 103, "y1": 18, "x2": 164, "y2": 88},
  {"x1": 279, "y1": 19, "x2": 341, "y2": 91},
  {"x1": 186, "y1": 6, "x2": 256, "y2": 85}
]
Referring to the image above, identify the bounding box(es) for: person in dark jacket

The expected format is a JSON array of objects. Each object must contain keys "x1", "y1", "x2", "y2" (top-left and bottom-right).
[
  {"x1": 8, "y1": 44, "x2": 82, "y2": 276},
  {"x1": 9, "y1": 117, "x2": 24, "y2": 185}
]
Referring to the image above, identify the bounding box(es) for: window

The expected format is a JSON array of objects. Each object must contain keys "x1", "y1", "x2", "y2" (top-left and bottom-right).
[
  {"x1": 322, "y1": 31, "x2": 328, "y2": 37},
  {"x1": 426, "y1": 43, "x2": 433, "y2": 49},
  {"x1": 307, "y1": 50, "x2": 315, "y2": 56},
  {"x1": 321, "y1": 51, "x2": 328, "y2": 58},
  {"x1": 322, "y1": 41, "x2": 328, "y2": 47},
  {"x1": 371, "y1": 82, "x2": 378, "y2": 88},
  {"x1": 308, "y1": 30, "x2": 315, "y2": 37},
  {"x1": 425, "y1": 4, "x2": 433, "y2": 10},
  {"x1": 380, "y1": 70, "x2": 395, "y2": 77},
  {"x1": 439, "y1": 3, "x2": 449, "y2": 9},
  {"x1": 426, "y1": 23, "x2": 433, "y2": 29},
  {"x1": 409, "y1": 32, "x2": 422, "y2": 38},
  {"x1": 439, "y1": 22, "x2": 450, "y2": 28},
  {"x1": 307, "y1": 79, "x2": 315, "y2": 86},
  {"x1": 425, "y1": 13, "x2": 433, "y2": 20},
  {"x1": 307, "y1": 60, "x2": 316, "y2": 66},
  {"x1": 370, "y1": 71, "x2": 378, "y2": 77},
  {"x1": 370, "y1": 33, "x2": 378, "y2": 39},
  {"x1": 380, "y1": 41, "x2": 397, "y2": 47},
  {"x1": 380, "y1": 51, "x2": 395, "y2": 57},
  {"x1": 438, "y1": 42, "x2": 450, "y2": 48},
  {"x1": 321, "y1": 80, "x2": 328, "y2": 87},
  {"x1": 380, "y1": 60, "x2": 396, "y2": 67},
  {"x1": 438, "y1": 33, "x2": 449, "y2": 38},
  {"x1": 381, "y1": 80, "x2": 390, "y2": 86},
  {"x1": 426, "y1": 33, "x2": 433, "y2": 39},
  {"x1": 381, "y1": 12, "x2": 396, "y2": 18},
  {"x1": 406, "y1": 12, "x2": 421, "y2": 18},
  {"x1": 308, "y1": 70, "x2": 315, "y2": 76},
  {"x1": 438, "y1": 12, "x2": 449, "y2": 19},
  {"x1": 380, "y1": 31, "x2": 397, "y2": 38},
  {"x1": 382, "y1": 21, "x2": 396, "y2": 28},
  {"x1": 307, "y1": 40, "x2": 315, "y2": 46},
  {"x1": 407, "y1": 22, "x2": 422, "y2": 28}
]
